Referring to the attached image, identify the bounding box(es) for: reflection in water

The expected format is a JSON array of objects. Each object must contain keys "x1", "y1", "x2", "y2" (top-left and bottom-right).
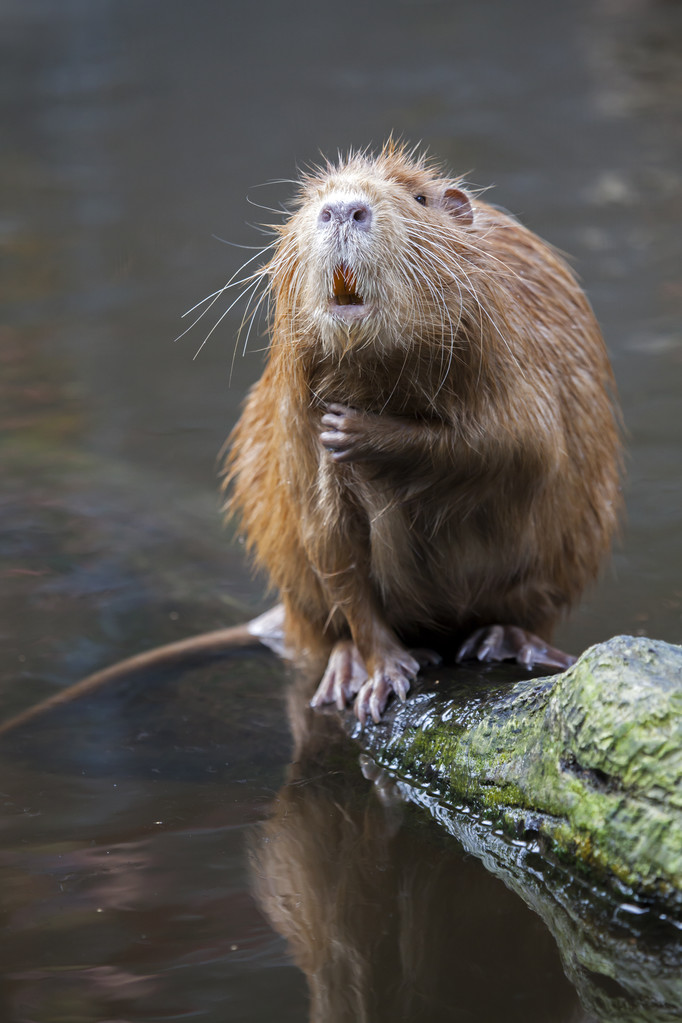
[
  {"x1": 252, "y1": 677, "x2": 682, "y2": 1023},
  {"x1": 401, "y1": 781, "x2": 682, "y2": 1023},
  {"x1": 0, "y1": 656, "x2": 305, "y2": 1023},
  {"x1": 251, "y1": 679, "x2": 591, "y2": 1023}
]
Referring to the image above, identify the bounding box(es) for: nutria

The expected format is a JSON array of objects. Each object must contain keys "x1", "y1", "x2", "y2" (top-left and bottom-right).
[
  {"x1": 0, "y1": 143, "x2": 620, "y2": 737},
  {"x1": 226, "y1": 142, "x2": 621, "y2": 723}
]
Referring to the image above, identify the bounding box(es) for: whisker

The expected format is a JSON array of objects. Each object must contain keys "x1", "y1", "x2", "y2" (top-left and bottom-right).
[
  {"x1": 240, "y1": 285, "x2": 271, "y2": 356},
  {"x1": 193, "y1": 277, "x2": 263, "y2": 360},
  {"x1": 181, "y1": 288, "x2": 230, "y2": 318},
  {"x1": 211, "y1": 234, "x2": 277, "y2": 251},
  {"x1": 229, "y1": 282, "x2": 270, "y2": 384},
  {"x1": 176, "y1": 243, "x2": 273, "y2": 342},
  {"x1": 246, "y1": 196, "x2": 290, "y2": 215},
  {"x1": 249, "y1": 178, "x2": 301, "y2": 188}
]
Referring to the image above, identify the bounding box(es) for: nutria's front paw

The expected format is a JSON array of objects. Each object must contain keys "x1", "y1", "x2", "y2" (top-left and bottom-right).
[
  {"x1": 319, "y1": 403, "x2": 374, "y2": 463},
  {"x1": 354, "y1": 649, "x2": 421, "y2": 725}
]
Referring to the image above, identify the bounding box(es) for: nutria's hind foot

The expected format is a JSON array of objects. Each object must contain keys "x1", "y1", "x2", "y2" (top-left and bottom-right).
[
  {"x1": 353, "y1": 646, "x2": 442, "y2": 724},
  {"x1": 310, "y1": 640, "x2": 369, "y2": 711},
  {"x1": 354, "y1": 648, "x2": 422, "y2": 726},
  {"x1": 312, "y1": 640, "x2": 441, "y2": 721},
  {"x1": 456, "y1": 625, "x2": 575, "y2": 671}
]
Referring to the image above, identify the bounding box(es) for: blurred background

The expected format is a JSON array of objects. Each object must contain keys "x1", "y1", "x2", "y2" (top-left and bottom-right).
[
  {"x1": 3, "y1": 0, "x2": 682, "y2": 658},
  {"x1": 0, "y1": 1, "x2": 681, "y2": 1020}
]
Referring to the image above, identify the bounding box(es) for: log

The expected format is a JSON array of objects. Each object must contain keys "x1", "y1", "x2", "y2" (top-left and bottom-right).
[
  {"x1": 343, "y1": 634, "x2": 682, "y2": 904},
  {"x1": 269, "y1": 635, "x2": 682, "y2": 1022}
]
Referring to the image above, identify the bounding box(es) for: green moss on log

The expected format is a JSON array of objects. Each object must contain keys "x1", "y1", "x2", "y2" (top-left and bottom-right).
[{"x1": 351, "y1": 635, "x2": 682, "y2": 901}]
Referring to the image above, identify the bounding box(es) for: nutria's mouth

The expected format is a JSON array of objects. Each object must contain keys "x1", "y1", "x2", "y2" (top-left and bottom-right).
[
  {"x1": 328, "y1": 264, "x2": 371, "y2": 320},
  {"x1": 332, "y1": 264, "x2": 362, "y2": 306}
]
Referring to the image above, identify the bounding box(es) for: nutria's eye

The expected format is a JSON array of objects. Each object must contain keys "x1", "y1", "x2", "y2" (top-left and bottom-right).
[{"x1": 414, "y1": 194, "x2": 427, "y2": 205}]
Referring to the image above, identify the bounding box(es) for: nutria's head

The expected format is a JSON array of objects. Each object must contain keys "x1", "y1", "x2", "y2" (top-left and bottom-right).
[{"x1": 269, "y1": 143, "x2": 479, "y2": 356}]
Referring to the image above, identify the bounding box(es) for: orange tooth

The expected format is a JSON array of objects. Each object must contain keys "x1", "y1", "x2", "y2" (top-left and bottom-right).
[{"x1": 332, "y1": 264, "x2": 358, "y2": 298}]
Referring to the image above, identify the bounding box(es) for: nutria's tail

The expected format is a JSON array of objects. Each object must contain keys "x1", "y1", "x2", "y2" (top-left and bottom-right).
[{"x1": 0, "y1": 605, "x2": 286, "y2": 737}]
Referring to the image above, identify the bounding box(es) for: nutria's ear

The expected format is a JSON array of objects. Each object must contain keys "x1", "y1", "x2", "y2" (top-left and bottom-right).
[{"x1": 442, "y1": 186, "x2": 474, "y2": 225}]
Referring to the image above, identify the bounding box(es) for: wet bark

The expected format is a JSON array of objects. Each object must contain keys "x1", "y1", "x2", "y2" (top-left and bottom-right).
[{"x1": 343, "y1": 634, "x2": 682, "y2": 904}]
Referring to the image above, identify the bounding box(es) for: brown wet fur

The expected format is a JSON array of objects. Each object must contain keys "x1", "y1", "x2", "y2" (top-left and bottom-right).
[{"x1": 225, "y1": 141, "x2": 622, "y2": 720}]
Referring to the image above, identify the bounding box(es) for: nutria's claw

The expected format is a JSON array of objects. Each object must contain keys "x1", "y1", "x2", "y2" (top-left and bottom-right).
[
  {"x1": 320, "y1": 404, "x2": 357, "y2": 436},
  {"x1": 412, "y1": 647, "x2": 442, "y2": 668},
  {"x1": 319, "y1": 404, "x2": 371, "y2": 463},
  {"x1": 319, "y1": 435, "x2": 353, "y2": 462},
  {"x1": 325, "y1": 402, "x2": 356, "y2": 415},
  {"x1": 311, "y1": 640, "x2": 368, "y2": 710},
  {"x1": 356, "y1": 676, "x2": 391, "y2": 726},
  {"x1": 456, "y1": 625, "x2": 576, "y2": 671},
  {"x1": 354, "y1": 650, "x2": 420, "y2": 725}
]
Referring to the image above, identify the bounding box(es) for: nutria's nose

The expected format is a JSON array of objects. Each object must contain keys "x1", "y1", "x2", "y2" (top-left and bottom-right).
[{"x1": 318, "y1": 200, "x2": 372, "y2": 231}]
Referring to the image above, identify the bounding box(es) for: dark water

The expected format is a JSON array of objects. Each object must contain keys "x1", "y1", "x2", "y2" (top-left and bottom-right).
[{"x1": 1, "y1": 0, "x2": 681, "y2": 1020}]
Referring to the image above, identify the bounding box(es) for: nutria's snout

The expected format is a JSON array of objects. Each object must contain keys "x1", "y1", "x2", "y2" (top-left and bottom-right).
[
  {"x1": 318, "y1": 199, "x2": 372, "y2": 231},
  {"x1": 315, "y1": 191, "x2": 375, "y2": 323}
]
